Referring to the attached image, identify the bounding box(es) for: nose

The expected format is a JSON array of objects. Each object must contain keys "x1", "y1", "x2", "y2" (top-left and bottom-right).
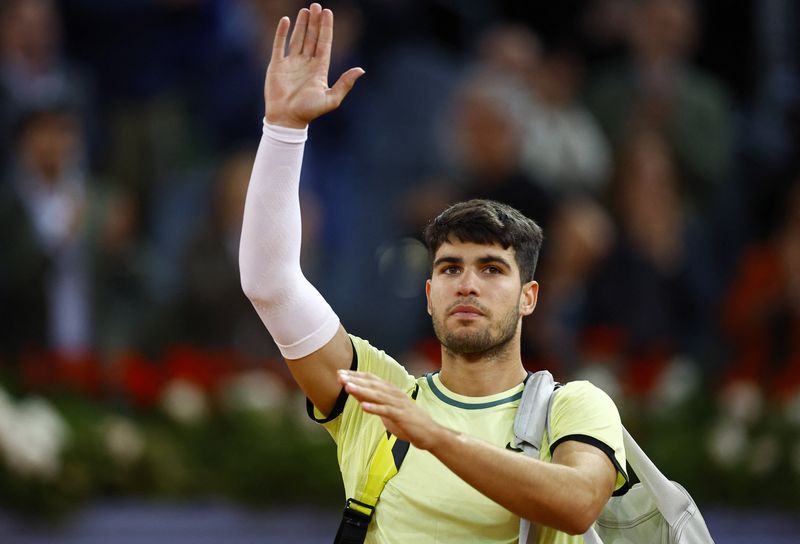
[{"x1": 456, "y1": 268, "x2": 480, "y2": 297}]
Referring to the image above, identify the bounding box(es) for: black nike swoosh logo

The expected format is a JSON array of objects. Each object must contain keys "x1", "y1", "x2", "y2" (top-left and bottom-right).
[{"x1": 505, "y1": 442, "x2": 523, "y2": 452}]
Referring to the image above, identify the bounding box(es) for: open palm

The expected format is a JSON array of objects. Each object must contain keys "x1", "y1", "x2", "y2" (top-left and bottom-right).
[{"x1": 265, "y1": 3, "x2": 364, "y2": 129}]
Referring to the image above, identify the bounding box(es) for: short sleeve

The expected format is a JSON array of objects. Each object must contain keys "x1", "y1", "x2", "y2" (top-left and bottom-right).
[{"x1": 547, "y1": 381, "x2": 629, "y2": 496}]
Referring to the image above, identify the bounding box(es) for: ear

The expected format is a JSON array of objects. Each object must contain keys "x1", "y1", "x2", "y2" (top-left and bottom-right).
[
  {"x1": 519, "y1": 280, "x2": 538, "y2": 316},
  {"x1": 425, "y1": 279, "x2": 432, "y2": 316}
]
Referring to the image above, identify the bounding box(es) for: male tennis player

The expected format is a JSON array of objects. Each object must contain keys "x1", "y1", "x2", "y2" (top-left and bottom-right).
[{"x1": 240, "y1": 4, "x2": 628, "y2": 542}]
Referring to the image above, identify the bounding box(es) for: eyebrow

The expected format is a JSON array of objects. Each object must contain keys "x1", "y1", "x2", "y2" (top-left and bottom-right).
[
  {"x1": 433, "y1": 256, "x2": 462, "y2": 268},
  {"x1": 433, "y1": 254, "x2": 512, "y2": 269},
  {"x1": 478, "y1": 255, "x2": 513, "y2": 269}
]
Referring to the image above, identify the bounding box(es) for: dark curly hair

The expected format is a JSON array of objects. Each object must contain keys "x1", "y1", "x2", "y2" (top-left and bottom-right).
[{"x1": 423, "y1": 199, "x2": 544, "y2": 283}]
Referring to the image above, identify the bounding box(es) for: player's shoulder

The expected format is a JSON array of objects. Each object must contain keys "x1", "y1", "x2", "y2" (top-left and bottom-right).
[
  {"x1": 349, "y1": 334, "x2": 380, "y2": 354},
  {"x1": 554, "y1": 380, "x2": 617, "y2": 411},
  {"x1": 349, "y1": 334, "x2": 416, "y2": 386},
  {"x1": 349, "y1": 334, "x2": 396, "y2": 366},
  {"x1": 558, "y1": 379, "x2": 607, "y2": 395}
]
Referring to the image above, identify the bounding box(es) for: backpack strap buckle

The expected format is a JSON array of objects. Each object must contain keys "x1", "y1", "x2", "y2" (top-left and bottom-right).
[
  {"x1": 334, "y1": 499, "x2": 375, "y2": 544},
  {"x1": 344, "y1": 498, "x2": 375, "y2": 520}
]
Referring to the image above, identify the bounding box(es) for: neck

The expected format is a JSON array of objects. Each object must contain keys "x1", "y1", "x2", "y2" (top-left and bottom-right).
[{"x1": 438, "y1": 335, "x2": 527, "y2": 396}]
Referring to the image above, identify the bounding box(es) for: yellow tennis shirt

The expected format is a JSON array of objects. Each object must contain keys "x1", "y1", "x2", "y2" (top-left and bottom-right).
[{"x1": 308, "y1": 335, "x2": 628, "y2": 543}]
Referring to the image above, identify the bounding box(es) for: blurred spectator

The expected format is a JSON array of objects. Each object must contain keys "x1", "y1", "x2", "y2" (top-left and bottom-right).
[
  {"x1": 92, "y1": 189, "x2": 153, "y2": 356},
  {"x1": 0, "y1": 101, "x2": 140, "y2": 359},
  {"x1": 0, "y1": 103, "x2": 91, "y2": 358},
  {"x1": 720, "y1": 175, "x2": 800, "y2": 395},
  {"x1": 585, "y1": 0, "x2": 734, "y2": 209},
  {"x1": 59, "y1": 0, "x2": 221, "y2": 216},
  {"x1": 738, "y1": 0, "x2": 800, "y2": 238},
  {"x1": 580, "y1": 129, "x2": 716, "y2": 393},
  {"x1": 172, "y1": 149, "x2": 278, "y2": 360},
  {"x1": 477, "y1": 25, "x2": 612, "y2": 197},
  {"x1": 523, "y1": 44, "x2": 612, "y2": 196},
  {"x1": 446, "y1": 72, "x2": 555, "y2": 229},
  {"x1": 475, "y1": 23, "x2": 542, "y2": 83},
  {"x1": 744, "y1": 0, "x2": 798, "y2": 158},
  {"x1": 58, "y1": 2, "x2": 274, "y2": 307},
  {"x1": 524, "y1": 198, "x2": 615, "y2": 375},
  {"x1": 0, "y1": 0, "x2": 92, "y2": 167},
  {"x1": 579, "y1": 0, "x2": 632, "y2": 63}
]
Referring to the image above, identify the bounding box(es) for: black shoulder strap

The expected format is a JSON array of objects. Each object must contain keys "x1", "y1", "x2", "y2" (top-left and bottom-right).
[{"x1": 334, "y1": 383, "x2": 420, "y2": 544}]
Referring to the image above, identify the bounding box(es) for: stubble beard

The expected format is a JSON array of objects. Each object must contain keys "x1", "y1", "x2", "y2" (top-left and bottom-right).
[{"x1": 432, "y1": 304, "x2": 520, "y2": 357}]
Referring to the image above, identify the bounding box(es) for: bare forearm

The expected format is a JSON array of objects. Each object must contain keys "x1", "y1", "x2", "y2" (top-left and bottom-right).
[{"x1": 429, "y1": 427, "x2": 607, "y2": 535}]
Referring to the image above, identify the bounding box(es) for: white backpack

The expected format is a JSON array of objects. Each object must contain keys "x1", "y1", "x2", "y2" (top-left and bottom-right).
[{"x1": 514, "y1": 371, "x2": 715, "y2": 544}]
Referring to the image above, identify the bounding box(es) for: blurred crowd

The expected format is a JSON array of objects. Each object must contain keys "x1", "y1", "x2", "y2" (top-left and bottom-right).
[{"x1": 1, "y1": 0, "x2": 799, "y2": 405}]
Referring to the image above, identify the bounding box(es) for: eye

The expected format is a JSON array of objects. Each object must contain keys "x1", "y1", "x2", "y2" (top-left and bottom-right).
[
  {"x1": 442, "y1": 265, "x2": 461, "y2": 275},
  {"x1": 483, "y1": 265, "x2": 502, "y2": 274}
]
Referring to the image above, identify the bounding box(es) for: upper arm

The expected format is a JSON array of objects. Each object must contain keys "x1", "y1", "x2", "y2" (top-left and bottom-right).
[
  {"x1": 285, "y1": 324, "x2": 353, "y2": 416},
  {"x1": 551, "y1": 440, "x2": 616, "y2": 514},
  {"x1": 547, "y1": 381, "x2": 629, "y2": 496}
]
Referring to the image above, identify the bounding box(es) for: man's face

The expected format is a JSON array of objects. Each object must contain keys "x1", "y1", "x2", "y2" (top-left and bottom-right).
[
  {"x1": 21, "y1": 113, "x2": 79, "y2": 182},
  {"x1": 425, "y1": 240, "x2": 538, "y2": 356}
]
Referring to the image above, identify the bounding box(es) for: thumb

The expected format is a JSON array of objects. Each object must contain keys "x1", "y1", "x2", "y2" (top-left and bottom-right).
[{"x1": 327, "y1": 67, "x2": 365, "y2": 108}]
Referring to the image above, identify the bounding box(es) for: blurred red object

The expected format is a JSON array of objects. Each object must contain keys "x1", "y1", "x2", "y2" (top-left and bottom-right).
[
  {"x1": 20, "y1": 349, "x2": 102, "y2": 396},
  {"x1": 625, "y1": 348, "x2": 669, "y2": 399},
  {"x1": 117, "y1": 352, "x2": 164, "y2": 408},
  {"x1": 162, "y1": 345, "x2": 238, "y2": 393},
  {"x1": 721, "y1": 244, "x2": 800, "y2": 390},
  {"x1": 581, "y1": 325, "x2": 627, "y2": 360},
  {"x1": 773, "y1": 358, "x2": 800, "y2": 400}
]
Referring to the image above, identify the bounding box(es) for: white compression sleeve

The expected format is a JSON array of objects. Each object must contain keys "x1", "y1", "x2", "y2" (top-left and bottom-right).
[{"x1": 239, "y1": 120, "x2": 340, "y2": 360}]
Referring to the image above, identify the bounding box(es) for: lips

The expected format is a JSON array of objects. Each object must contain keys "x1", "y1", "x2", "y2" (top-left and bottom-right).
[{"x1": 450, "y1": 304, "x2": 484, "y2": 317}]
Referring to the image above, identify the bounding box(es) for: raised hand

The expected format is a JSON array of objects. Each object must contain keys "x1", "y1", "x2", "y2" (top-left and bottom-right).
[{"x1": 265, "y1": 3, "x2": 365, "y2": 129}]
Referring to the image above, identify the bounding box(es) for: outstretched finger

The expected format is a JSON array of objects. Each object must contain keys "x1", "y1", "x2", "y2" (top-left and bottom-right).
[
  {"x1": 337, "y1": 368, "x2": 377, "y2": 387},
  {"x1": 344, "y1": 381, "x2": 395, "y2": 406},
  {"x1": 288, "y1": 8, "x2": 309, "y2": 56},
  {"x1": 302, "y1": 3, "x2": 322, "y2": 57},
  {"x1": 344, "y1": 370, "x2": 383, "y2": 383},
  {"x1": 327, "y1": 67, "x2": 365, "y2": 108},
  {"x1": 361, "y1": 402, "x2": 395, "y2": 417},
  {"x1": 344, "y1": 375, "x2": 395, "y2": 394},
  {"x1": 315, "y1": 8, "x2": 333, "y2": 62},
  {"x1": 271, "y1": 16, "x2": 290, "y2": 62}
]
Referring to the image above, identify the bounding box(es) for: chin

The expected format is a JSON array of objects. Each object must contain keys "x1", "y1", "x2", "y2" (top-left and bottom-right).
[
  {"x1": 432, "y1": 311, "x2": 516, "y2": 356},
  {"x1": 441, "y1": 329, "x2": 497, "y2": 355}
]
